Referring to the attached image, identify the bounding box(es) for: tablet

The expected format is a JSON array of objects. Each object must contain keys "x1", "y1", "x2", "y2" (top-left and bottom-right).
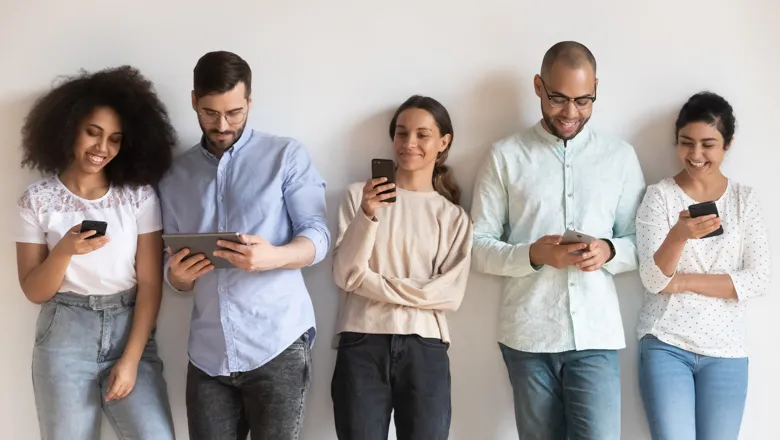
[{"x1": 163, "y1": 232, "x2": 242, "y2": 270}]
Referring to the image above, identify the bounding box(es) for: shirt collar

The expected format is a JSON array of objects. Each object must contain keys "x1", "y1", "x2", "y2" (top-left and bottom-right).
[
  {"x1": 532, "y1": 120, "x2": 591, "y2": 150},
  {"x1": 199, "y1": 128, "x2": 253, "y2": 161}
]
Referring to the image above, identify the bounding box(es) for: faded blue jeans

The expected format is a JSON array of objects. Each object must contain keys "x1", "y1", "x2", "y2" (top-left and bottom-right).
[
  {"x1": 500, "y1": 343, "x2": 620, "y2": 440},
  {"x1": 639, "y1": 335, "x2": 748, "y2": 440},
  {"x1": 32, "y1": 289, "x2": 175, "y2": 440}
]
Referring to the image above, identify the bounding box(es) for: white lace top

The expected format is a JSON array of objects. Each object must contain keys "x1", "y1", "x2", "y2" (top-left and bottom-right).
[
  {"x1": 636, "y1": 177, "x2": 772, "y2": 358},
  {"x1": 15, "y1": 176, "x2": 162, "y2": 296}
]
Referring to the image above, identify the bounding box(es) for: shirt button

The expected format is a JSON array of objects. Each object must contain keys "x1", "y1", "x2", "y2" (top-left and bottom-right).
[
  {"x1": 566, "y1": 164, "x2": 571, "y2": 168},
  {"x1": 567, "y1": 193, "x2": 573, "y2": 198},
  {"x1": 570, "y1": 282, "x2": 575, "y2": 287},
  {"x1": 219, "y1": 286, "x2": 225, "y2": 293}
]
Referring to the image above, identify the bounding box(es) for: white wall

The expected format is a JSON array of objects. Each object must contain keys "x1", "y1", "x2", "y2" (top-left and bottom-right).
[{"x1": 1, "y1": 1, "x2": 778, "y2": 438}]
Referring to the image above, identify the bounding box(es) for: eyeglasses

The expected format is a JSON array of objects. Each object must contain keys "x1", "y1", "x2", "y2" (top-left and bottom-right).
[
  {"x1": 540, "y1": 79, "x2": 597, "y2": 110},
  {"x1": 197, "y1": 108, "x2": 247, "y2": 125}
]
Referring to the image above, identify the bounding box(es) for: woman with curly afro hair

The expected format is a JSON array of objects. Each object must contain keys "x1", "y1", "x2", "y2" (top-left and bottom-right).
[{"x1": 14, "y1": 65, "x2": 177, "y2": 440}]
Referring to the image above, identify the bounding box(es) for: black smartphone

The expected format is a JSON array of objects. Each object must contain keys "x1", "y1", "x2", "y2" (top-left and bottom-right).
[
  {"x1": 688, "y1": 201, "x2": 723, "y2": 238},
  {"x1": 80, "y1": 220, "x2": 108, "y2": 239},
  {"x1": 371, "y1": 158, "x2": 396, "y2": 203}
]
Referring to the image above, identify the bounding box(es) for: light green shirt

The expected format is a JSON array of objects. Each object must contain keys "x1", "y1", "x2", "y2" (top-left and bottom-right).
[{"x1": 470, "y1": 121, "x2": 646, "y2": 352}]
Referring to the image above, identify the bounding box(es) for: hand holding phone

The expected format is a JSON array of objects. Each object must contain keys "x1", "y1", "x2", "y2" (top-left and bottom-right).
[
  {"x1": 80, "y1": 220, "x2": 108, "y2": 239},
  {"x1": 361, "y1": 159, "x2": 396, "y2": 218},
  {"x1": 371, "y1": 159, "x2": 396, "y2": 203},
  {"x1": 674, "y1": 201, "x2": 723, "y2": 240},
  {"x1": 529, "y1": 234, "x2": 590, "y2": 270},
  {"x1": 560, "y1": 229, "x2": 596, "y2": 253},
  {"x1": 54, "y1": 223, "x2": 110, "y2": 257}
]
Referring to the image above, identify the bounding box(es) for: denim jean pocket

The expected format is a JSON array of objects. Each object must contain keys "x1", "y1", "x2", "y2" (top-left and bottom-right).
[
  {"x1": 337, "y1": 332, "x2": 369, "y2": 348},
  {"x1": 414, "y1": 335, "x2": 448, "y2": 349},
  {"x1": 34, "y1": 302, "x2": 60, "y2": 346}
]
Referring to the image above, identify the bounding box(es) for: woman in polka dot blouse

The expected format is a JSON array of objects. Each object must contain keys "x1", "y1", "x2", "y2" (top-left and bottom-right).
[{"x1": 634, "y1": 92, "x2": 772, "y2": 440}]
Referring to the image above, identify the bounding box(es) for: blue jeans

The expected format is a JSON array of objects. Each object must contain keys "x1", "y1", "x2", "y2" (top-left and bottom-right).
[
  {"x1": 500, "y1": 343, "x2": 620, "y2": 440},
  {"x1": 32, "y1": 289, "x2": 175, "y2": 440},
  {"x1": 639, "y1": 335, "x2": 748, "y2": 440}
]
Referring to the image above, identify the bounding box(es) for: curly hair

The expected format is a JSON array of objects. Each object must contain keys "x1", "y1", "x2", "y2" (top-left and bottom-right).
[{"x1": 20, "y1": 65, "x2": 177, "y2": 187}]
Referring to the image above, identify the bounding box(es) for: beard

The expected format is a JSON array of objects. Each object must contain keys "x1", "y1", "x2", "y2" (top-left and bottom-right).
[
  {"x1": 200, "y1": 121, "x2": 246, "y2": 154},
  {"x1": 541, "y1": 108, "x2": 590, "y2": 142}
]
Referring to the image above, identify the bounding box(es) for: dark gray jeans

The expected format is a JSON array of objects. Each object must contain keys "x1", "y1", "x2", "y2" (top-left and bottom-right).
[{"x1": 186, "y1": 333, "x2": 312, "y2": 440}]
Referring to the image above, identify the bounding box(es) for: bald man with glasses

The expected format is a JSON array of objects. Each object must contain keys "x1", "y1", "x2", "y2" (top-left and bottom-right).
[{"x1": 470, "y1": 41, "x2": 646, "y2": 440}]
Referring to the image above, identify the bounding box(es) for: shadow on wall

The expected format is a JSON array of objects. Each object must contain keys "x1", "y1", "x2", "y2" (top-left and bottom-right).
[
  {"x1": 0, "y1": 89, "x2": 53, "y2": 439},
  {"x1": 453, "y1": 70, "x2": 527, "y2": 211},
  {"x1": 299, "y1": 105, "x2": 396, "y2": 440},
  {"x1": 629, "y1": 107, "x2": 680, "y2": 186},
  {"x1": 448, "y1": 71, "x2": 526, "y2": 440},
  {"x1": 613, "y1": 107, "x2": 681, "y2": 440}
]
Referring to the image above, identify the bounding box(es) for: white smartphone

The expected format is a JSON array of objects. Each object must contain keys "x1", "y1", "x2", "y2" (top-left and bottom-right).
[{"x1": 561, "y1": 229, "x2": 596, "y2": 253}]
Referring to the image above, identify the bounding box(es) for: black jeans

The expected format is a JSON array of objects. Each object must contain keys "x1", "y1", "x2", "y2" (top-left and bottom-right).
[
  {"x1": 331, "y1": 332, "x2": 451, "y2": 440},
  {"x1": 186, "y1": 333, "x2": 312, "y2": 440}
]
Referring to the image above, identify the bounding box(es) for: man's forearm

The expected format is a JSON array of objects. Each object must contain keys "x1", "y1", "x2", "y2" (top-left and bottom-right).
[{"x1": 278, "y1": 236, "x2": 316, "y2": 270}]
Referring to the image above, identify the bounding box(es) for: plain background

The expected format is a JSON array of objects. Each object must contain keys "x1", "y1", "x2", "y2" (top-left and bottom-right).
[{"x1": 1, "y1": 1, "x2": 777, "y2": 439}]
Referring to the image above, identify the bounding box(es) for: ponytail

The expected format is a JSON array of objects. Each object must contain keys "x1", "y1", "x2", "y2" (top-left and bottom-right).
[{"x1": 432, "y1": 150, "x2": 461, "y2": 205}]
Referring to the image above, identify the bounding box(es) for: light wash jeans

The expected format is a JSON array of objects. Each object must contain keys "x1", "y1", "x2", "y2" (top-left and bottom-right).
[
  {"x1": 500, "y1": 343, "x2": 621, "y2": 440},
  {"x1": 32, "y1": 289, "x2": 175, "y2": 440},
  {"x1": 639, "y1": 334, "x2": 748, "y2": 440}
]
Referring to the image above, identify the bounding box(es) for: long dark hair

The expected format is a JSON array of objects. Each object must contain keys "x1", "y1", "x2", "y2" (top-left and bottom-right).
[{"x1": 388, "y1": 95, "x2": 461, "y2": 205}]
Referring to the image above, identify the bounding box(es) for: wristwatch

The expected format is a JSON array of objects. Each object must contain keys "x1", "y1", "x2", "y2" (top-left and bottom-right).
[{"x1": 603, "y1": 239, "x2": 616, "y2": 262}]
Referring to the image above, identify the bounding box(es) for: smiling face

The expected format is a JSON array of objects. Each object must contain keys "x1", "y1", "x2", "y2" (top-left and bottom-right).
[
  {"x1": 392, "y1": 108, "x2": 451, "y2": 173},
  {"x1": 534, "y1": 61, "x2": 597, "y2": 141},
  {"x1": 677, "y1": 121, "x2": 730, "y2": 178},
  {"x1": 69, "y1": 106, "x2": 122, "y2": 175}
]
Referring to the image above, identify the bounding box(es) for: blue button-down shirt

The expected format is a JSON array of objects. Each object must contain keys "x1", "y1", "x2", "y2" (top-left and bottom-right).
[{"x1": 158, "y1": 128, "x2": 330, "y2": 376}]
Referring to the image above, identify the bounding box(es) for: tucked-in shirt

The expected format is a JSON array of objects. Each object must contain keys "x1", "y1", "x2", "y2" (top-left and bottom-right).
[
  {"x1": 636, "y1": 177, "x2": 772, "y2": 357},
  {"x1": 332, "y1": 183, "x2": 473, "y2": 344},
  {"x1": 158, "y1": 129, "x2": 330, "y2": 376},
  {"x1": 15, "y1": 176, "x2": 161, "y2": 295},
  {"x1": 470, "y1": 121, "x2": 646, "y2": 352}
]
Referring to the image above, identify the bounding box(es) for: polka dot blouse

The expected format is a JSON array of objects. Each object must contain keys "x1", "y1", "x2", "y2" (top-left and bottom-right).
[{"x1": 635, "y1": 177, "x2": 772, "y2": 358}]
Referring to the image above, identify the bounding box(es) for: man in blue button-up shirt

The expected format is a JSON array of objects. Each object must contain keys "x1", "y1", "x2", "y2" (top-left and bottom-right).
[{"x1": 158, "y1": 51, "x2": 330, "y2": 440}]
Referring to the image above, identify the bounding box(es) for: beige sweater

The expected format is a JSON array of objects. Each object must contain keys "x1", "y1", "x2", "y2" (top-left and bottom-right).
[{"x1": 332, "y1": 182, "x2": 473, "y2": 344}]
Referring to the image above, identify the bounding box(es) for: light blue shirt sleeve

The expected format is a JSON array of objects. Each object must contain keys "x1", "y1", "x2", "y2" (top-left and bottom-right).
[
  {"x1": 282, "y1": 141, "x2": 331, "y2": 265},
  {"x1": 470, "y1": 145, "x2": 539, "y2": 278},
  {"x1": 603, "y1": 145, "x2": 646, "y2": 275}
]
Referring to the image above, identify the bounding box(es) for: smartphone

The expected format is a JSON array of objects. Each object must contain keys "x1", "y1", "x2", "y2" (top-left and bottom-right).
[
  {"x1": 371, "y1": 158, "x2": 396, "y2": 203},
  {"x1": 80, "y1": 220, "x2": 108, "y2": 239},
  {"x1": 560, "y1": 228, "x2": 596, "y2": 254},
  {"x1": 688, "y1": 201, "x2": 723, "y2": 238}
]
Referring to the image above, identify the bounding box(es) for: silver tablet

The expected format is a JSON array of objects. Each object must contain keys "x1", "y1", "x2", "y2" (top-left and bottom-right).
[{"x1": 162, "y1": 232, "x2": 242, "y2": 270}]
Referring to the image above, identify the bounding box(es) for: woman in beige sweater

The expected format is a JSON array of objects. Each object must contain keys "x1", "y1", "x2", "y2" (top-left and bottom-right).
[{"x1": 331, "y1": 95, "x2": 473, "y2": 440}]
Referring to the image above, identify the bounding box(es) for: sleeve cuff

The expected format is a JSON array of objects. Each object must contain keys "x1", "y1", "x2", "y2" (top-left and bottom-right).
[
  {"x1": 602, "y1": 237, "x2": 637, "y2": 275},
  {"x1": 163, "y1": 259, "x2": 184, "y2": 292},
  {"x1": 514, "y1": 243, "x2": 539, "y2": 275},
  {"x1": 641, "y1": 262, "x2": 675, "y2": 293},
  {"x1": 296, "y1": 227, "x2": 332, "y2": 266}
]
